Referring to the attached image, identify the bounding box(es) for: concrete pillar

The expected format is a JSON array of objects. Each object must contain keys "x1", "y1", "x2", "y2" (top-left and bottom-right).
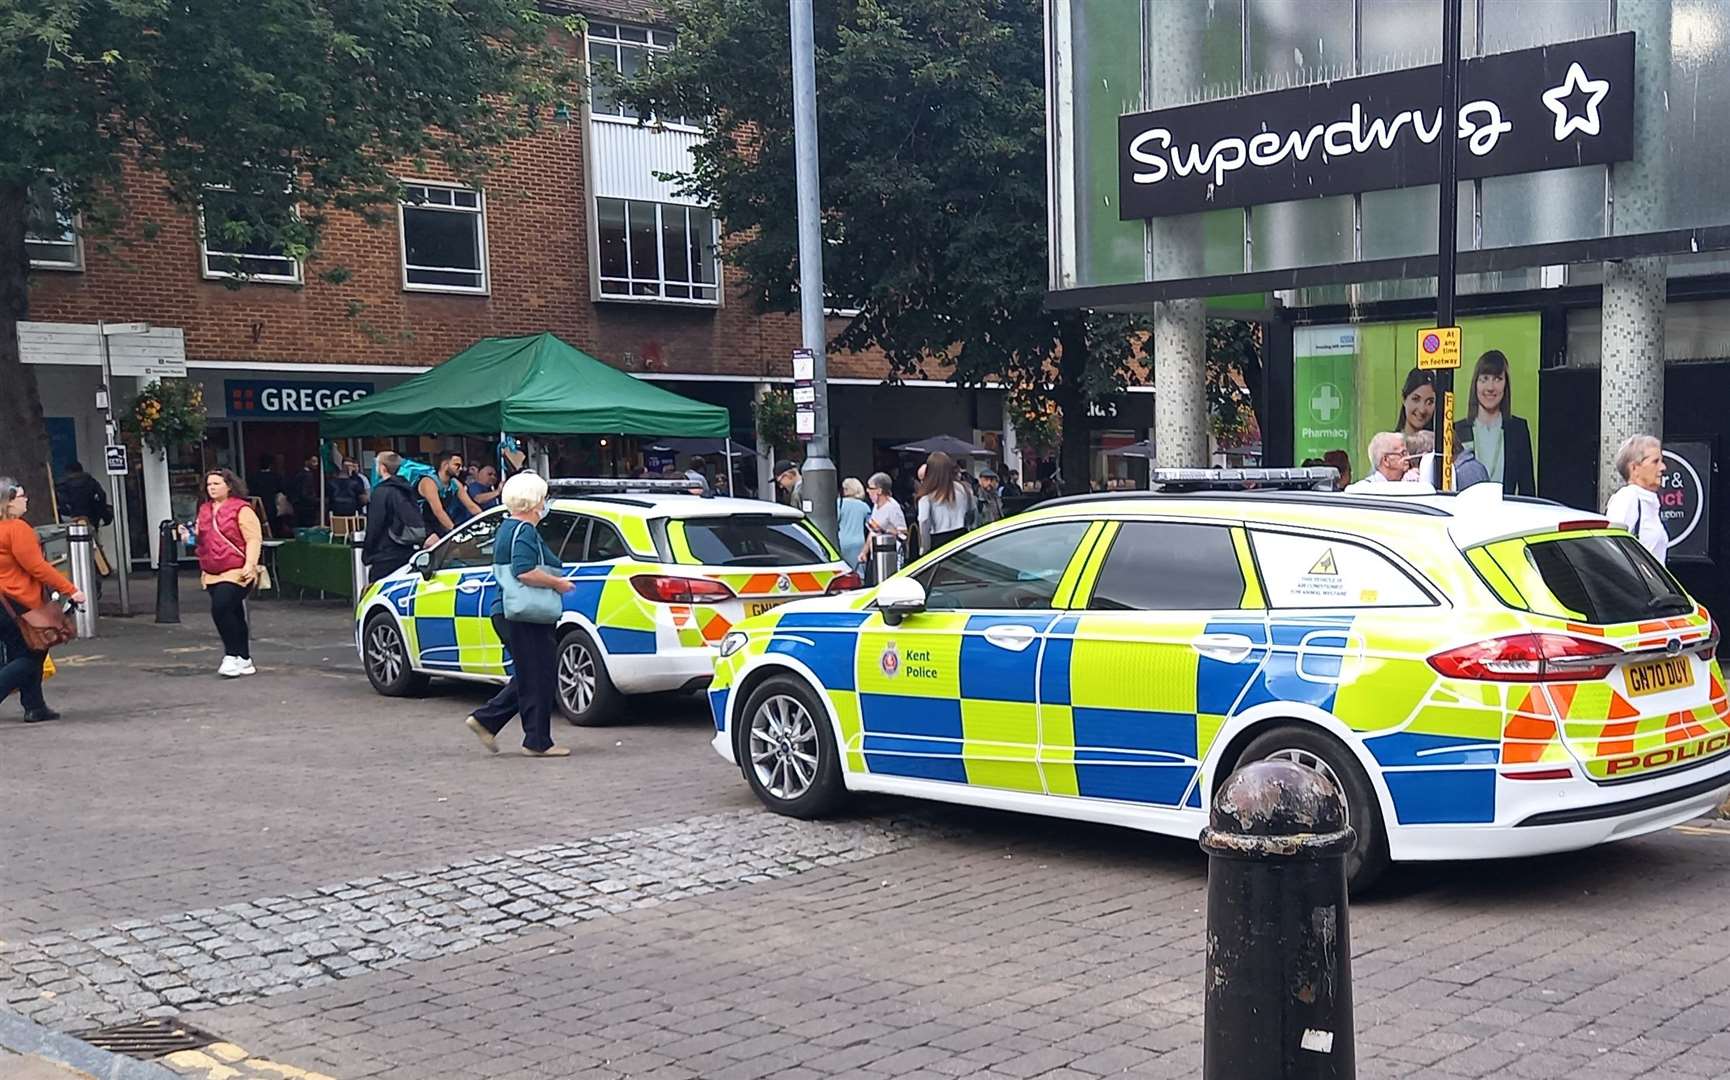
[
  {"x1": 142, "y1": 443, "x2": 172, "y2": 568},
  {"x1": 1153, "y1": 298, "x2": 1208, "y2": 468},
  {"x1": 753, "y1": 381, "x2": 775, "y2": 502},
  {"x1": 1598, "y1": 258, "x2": 1666, "y2": 503},
  {"x1": 1598, "y1": 0, "x2": 1671, "y2": 504}
]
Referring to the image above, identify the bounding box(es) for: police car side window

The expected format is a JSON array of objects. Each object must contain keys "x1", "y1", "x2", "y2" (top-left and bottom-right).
[
  {"x1": 585, "y1": 519, "x2": 629, "y2": 562},
  {"x1": 1089, "y1": 522, "x2": 1245, "y2": 610},
  {"x1": 538, "y1": 512, "x2": 582, "y2": 564},
  {"x1": 1249, "y1": 531, "x2": 1433, "y2": 609},
  {"x1": 441, "y1": 514, "x2": 503, "y2": 569},
  {"x1": 916, "y1": 521, "x2": 1091, "y2": 611}
]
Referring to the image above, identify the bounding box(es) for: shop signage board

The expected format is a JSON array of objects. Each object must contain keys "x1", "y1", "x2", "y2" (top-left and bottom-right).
[
  {"x1": 103, "y1": 444, "x2": 129, "y2": 476},
  {"x1": 1118, "y1": 32, "x2": 1635, "y2": 219},
  {"x1": 225, "y1": 380, "x2": 374, "y2": 418},
  {"x1": 1661, "y1": 440, "x2": 1714, "y2": 562}
]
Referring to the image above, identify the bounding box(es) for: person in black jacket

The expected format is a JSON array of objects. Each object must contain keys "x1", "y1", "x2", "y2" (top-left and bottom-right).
[
  {"x1": 362, "y1": 452, "x2": 425, "y2": 583},
  {"x1": 1451, "y1": 349, "x2": 1535, "y2": 497},
  {"x1": 56, "y1": 462, "x2": 113, "y2": 525}
]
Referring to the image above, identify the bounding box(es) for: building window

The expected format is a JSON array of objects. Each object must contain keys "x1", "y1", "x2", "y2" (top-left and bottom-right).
[
  {"x1": 399, "y1": 184, "x2": 488, "y2": 293},
  {"x1": 596, "y1": 197, "x2": 718, "y2": 303},
  {"x1": 199, "y1": 189, "x2": 301, "y2": 283},
  {"x1": 587, "y1": 21, "x2": 689, "y2": 126},
  {"x1": 25, "y1": 178, "x2": 81, "y2": 270}
]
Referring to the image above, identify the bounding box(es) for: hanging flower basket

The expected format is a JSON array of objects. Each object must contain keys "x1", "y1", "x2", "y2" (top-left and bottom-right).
[
  {"x1": 121, "y1": 379, "x2": 207, "y2": 453},
  {"x1": 753, "y1": 388, "x2": 797, "y2": 455},
  {"x1": 1009, "y1": 388, "x2": 1061, "y2": 455}
]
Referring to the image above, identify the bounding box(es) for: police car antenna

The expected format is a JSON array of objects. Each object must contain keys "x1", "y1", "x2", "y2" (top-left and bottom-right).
[{"x1": 546, "y1": 477, "x2": 715, "y2": 498}]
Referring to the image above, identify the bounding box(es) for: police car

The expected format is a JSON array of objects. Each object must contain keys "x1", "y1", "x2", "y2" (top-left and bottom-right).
[
  {"x1": 357, "y1": 480, "x2": 857, "y2": 724},
  {"x1": 708, "y1": 469, "x2": 1727, "y2": 890}
]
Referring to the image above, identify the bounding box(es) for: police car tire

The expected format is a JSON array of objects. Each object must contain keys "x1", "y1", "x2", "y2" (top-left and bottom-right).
[
  {"x1": 737, "y1": 676, "x2": 846, "y2": 819},
  {"x1": 363, "y1": 613, "x2": 429, "y2": 697},
  {"x1": 1237, "y1": 725, "x2": 1390, "y2": 895},
  {"x1": 556, "y1": 626, "x2": 620, "y2": 726}
]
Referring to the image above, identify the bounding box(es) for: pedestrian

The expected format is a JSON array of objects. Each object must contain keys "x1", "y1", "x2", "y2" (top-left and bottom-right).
[
  {"x1": 248, "y1": 454, "x2": 290, "y2": 537},
  {"x1": 55, "y1": 460, "x2": 114, "y2": 582},
  {"x1": 1351, "y1": 432, "x2": 1409, "y2": 487},
  {"x1": 362, "y1": 452, "x2": 427, "y2": 583},
  {"x1": 288, "y1": 454, "x2": 322, "y2": 530},
  {"x1": 179, "y1": 469, "x2": 262, "y2": 678},
  {"x1": 862, "y1": 472, "x2": 907, "y2": 580},
  {"x1": 1402, "y1": 430, "x2": 1435, "y2": 483},
  {"x1": 327, "y1": 458, "x2": 369, "y2": 517},
  {"x1": 1322, "y1": 450, "x2": 1352, "y2": 489},
  {"x1": 1606, "y1": 434, "x2": 1669, "y2": 563},
  {"x1": 0, "y1": 477, "x2": 84, "y2": 722},
  {"x1": 774, "y1": 459, "x2": 803, "y2": 508},
  {"x1": 684, "y1": 456, "x2": 710, "y2": 494},
  {"x1": 837, "y1": 478, "x2": 870, "y2": 574},
  {"x1": 1452, "y1": 444, "x2": 1491, "y2": 489},
  {"x1": 464, "y1": 471, "x2": 574, "y2": 758},
  {"x1": 976, "y1": 469, "x2": 1004, "y2": 524},
  {"x1": 916, "y1": 451, "x2": 973, "y2": 555},
  {"x1": 418, "y1": 452, "x2": 482, "y2": 537},
  {"x1": 466, "y1": 464, "x2": 502, "y2": 513},
  {"x1": 1001, "y1": 470, "x2": 1023, "y2": 498}
]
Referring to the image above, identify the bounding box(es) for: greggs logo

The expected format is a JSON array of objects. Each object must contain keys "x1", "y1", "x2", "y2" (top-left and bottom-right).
[{"x1": 1604, "y1": 732, "x2": 1730, "y2": 775}]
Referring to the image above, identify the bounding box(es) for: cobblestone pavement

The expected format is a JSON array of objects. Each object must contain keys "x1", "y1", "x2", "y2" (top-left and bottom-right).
[{"x1": 5, "y1": 600, "x2": 1730, "y2": 1079}]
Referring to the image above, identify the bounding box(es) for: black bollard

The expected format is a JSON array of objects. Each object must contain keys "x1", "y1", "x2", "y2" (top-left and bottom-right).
[
  {"x1": 155, "y1": 519, "x2": 181, "y2": 624},
  {"x1": 1200, "y1": 758, "x2": 1355, "y2": 1080}
]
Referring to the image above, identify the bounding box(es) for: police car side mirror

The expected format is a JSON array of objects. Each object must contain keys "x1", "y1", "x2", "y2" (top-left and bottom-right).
[
  {"x1": 876, "y1": 577, "x2": 926, "y2": 626},
  {"x1": 409, "y1": 550, "x2": 434, "y2": 579}
]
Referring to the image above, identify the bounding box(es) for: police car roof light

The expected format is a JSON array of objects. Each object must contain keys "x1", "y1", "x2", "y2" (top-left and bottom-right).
[
  {"x1": 547, "y1": 477, "x2": 714, "y2": 498},
  {"x1": 1151, "y1": 466, "x2": 1338, "y2": 492}
]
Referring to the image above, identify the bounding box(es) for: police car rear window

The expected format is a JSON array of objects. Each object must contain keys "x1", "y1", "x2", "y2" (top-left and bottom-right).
[
  {"x1": 682, "y1": 519, "x2": 829, "y2": 566},
  {"x1": 1524, "y1": 534, "x2": 1691, "y2": 624}
]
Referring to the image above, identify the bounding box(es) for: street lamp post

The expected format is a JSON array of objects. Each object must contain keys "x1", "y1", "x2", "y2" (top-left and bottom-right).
[
  {"x1": 98, "y1": 319, "x2": 151, "y2": 615},
  {"x1": 788, "y1": 0, "x2": 838, "y2": 546},
  {"x1": 1431, "y1": 0, "x2": 1464, "y2": 490}
]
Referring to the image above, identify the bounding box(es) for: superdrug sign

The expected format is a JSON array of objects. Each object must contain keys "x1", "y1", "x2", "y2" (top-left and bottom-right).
[{"x1": 1118, "y1": 32, "x2": 1635, "y2": 220}]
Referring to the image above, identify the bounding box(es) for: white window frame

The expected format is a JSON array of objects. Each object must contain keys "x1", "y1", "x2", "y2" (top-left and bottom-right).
[
  {"x1": 397, "y1": 181, "x2": 490, "y2": 295},
  {"x1": 585, "y1": 21, "x2": 700, "y2": 132},
  {"x1": 25, "y1": 178, "x2": 82, "y2": 272},
  {"x1": 198, "y1": 186, "x2": 302, "y2": 285},
  {"x1": 594, "y1": 196, "x2": 721, "y2": 307}
]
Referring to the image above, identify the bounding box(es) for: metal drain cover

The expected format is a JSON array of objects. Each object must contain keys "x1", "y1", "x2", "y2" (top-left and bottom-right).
[{"x1": 75, "y1": 1017, "x2": 220, "y2": 1059}]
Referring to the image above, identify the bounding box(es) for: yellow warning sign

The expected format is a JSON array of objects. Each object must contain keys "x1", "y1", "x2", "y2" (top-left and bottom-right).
[
  {"x1": 1416, "y1": 326, "x2": 1461, "y2": 369},
  {"x1": 1309, "y1": 549, "x2": 1338, "y2": 576}
]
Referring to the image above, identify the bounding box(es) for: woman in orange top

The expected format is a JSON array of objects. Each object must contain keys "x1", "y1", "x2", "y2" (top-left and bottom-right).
[{"x1": 0, "y1": 477, "x2": 85, "y2": 722}]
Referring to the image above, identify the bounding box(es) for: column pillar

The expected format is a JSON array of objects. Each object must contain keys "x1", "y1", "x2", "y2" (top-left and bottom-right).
[
  {"x1": 753, "y1": 381, "x2": 775, "y2": 502},
  {"x1": 142, "y1": 443, "x2": 172, "y2": 568},
  {"x1": 1598, "y1": 258, "x2": 1666, "y2": 503},
  {"x1": 1154, "y1": 298, "x2": 1208, "y2": 468}
]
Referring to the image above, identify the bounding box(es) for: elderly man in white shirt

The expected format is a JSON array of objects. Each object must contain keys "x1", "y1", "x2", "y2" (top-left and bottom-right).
[
  {"x1": 1355, "y1": 432, "x2": 1410, "y2": 486},
  {"x1": 1605, "y1": 434, "x2": 1669, "y2": 563}
]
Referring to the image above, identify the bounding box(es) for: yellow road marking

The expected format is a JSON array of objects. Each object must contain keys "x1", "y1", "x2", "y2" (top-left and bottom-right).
[{"x1": 162, "y1": 1044, "x2": 336, "y2": 1080}]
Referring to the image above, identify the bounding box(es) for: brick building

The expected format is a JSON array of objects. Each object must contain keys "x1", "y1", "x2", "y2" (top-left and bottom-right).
[{"x1": 20, "y1": 0, "x2": 1136, "y2": 566}]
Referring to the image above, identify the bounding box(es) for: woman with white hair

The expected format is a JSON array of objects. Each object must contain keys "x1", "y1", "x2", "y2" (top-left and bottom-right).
[
  {"x1": 464, "y1": 471, "x2": 574, "y2": 757},
  {"x1": 1605, "y1": 434, "x2": 1668, "y2": 563}
]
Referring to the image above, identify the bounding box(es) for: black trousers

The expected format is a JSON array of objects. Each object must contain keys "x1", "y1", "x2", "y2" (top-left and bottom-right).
[
  {"x1": 472, "y1": 616, "x2": 556, "y2": 752},
  {"x1": 0, "y1": 611, "x2": 47, "y2": 714},
  {"x1": 208, "y1": 582, "x2": 250, "y2": 659}
]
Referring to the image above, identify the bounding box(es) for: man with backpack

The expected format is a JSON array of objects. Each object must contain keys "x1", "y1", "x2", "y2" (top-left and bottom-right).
[{"x1": 362, "y1": 452, "x2": 426, "y2": 583}]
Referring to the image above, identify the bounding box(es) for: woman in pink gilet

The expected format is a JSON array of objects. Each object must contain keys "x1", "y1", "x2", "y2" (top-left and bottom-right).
[{"x1": 178, "y1": 469, "x2": 263, "y2": 677}]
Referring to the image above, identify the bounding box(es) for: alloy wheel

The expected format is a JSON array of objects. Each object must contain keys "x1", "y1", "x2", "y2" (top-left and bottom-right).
[
  {"x1": 748, "y1": 694, "x2": 820, "y2": 801},
  {"x1": 559, "y1": 638, "x2": 597, "y2": 716},
  {"x1": 367, "y1": 622, "x2": 404, "y2": 686}
]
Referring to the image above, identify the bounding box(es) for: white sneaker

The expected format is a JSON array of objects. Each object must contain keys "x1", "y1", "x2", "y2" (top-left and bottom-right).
[
  {"x1": 233, "y1": 659, "x2": 257, "y2": 677},
  {"x1": 218, "y1": 656, "x2": 241, "y2": 678}
]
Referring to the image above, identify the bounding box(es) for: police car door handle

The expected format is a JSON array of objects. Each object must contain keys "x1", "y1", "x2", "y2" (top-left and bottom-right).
[
  {"x1": 982, "y1": 625, "x2": 1038, "y2": 652},
  {"x1": 455, "y1": 579, "x2": 483, "y2": 594},
  {"x1": 1192, "y1": 632, "x2": 1255, "y2": 663}
]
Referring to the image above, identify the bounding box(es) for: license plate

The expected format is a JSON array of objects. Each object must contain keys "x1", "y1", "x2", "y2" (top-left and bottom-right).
[
  {"x1": 745, "y1": 599, "x2": 789, "y2": 619},
  {"x1": 1625, "y1": 656, "x2": 1695, "y2": 698}
]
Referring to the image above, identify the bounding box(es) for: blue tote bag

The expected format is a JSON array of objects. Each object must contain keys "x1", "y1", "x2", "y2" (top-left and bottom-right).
[{"x1": 497, "y1": 520, "x2": 564, "y2": 624}]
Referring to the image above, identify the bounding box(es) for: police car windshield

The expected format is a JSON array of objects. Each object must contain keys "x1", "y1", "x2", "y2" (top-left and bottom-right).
[
  {"x1": 682, "y1": 519, "x2": 829, "y2": 567},
  {"x1": 1524, "y1": 534, "x2": 1692, "y2": 624}
]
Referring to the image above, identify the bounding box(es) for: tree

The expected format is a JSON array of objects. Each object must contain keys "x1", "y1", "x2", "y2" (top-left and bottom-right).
[
  {"x1": 1206, "y1": 318, "x2": 1266, "y2": 449},
  {"x1": 1, "y1": 0, "x2": 580, "y2": 522},
  {"x1": 621, "y1": 0, "x2": 1145, "y2": 493}
]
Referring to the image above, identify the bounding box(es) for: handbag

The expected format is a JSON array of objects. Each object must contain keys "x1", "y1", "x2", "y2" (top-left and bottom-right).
[
  {"x1": 497, "y1": 522, "x2": 563, "y2": 624},
  {"x1": 1, "y1": 593, "x2": 76, "y2": 652}
]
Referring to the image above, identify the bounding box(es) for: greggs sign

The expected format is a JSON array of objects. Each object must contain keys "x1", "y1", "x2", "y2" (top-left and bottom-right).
[{"x1": 1118, "y1": 32, "x2": 1635, "y2": 219}]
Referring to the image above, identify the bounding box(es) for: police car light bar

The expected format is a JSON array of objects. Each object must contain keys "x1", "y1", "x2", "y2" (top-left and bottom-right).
[
  {"x1": 1151, "y1": 467, "x2": 1338, "y2": 492},
  {"x1": 546, "y1": 477, "x2": 713, "y2": 497}
]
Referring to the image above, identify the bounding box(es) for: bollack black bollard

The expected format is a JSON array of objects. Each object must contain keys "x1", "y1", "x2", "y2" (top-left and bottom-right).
[
  {"x1": 155, "y1": 519, "x2": 181, "y2": 624},
  {"x1": 1201, "y1": 758, "x2": 1355, "y2": 1080}
]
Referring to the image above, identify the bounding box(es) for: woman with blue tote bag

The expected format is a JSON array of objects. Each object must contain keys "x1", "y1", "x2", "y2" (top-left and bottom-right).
[{"x1": 464, "y1": 472, "x2": 574, "y2": 757}]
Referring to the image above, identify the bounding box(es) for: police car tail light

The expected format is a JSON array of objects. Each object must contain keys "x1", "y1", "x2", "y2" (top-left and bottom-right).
[
  {"x1": 826, "y1": 572, "x2": 863, "y2": 594},
  {"x1": 1700, "y1": 613, "x2": 1721, "y2": 662},
  {"x1": 631, "y1": 575, "x2": 735, "y2": 605},
  {"x1": 1427, "y1": 633, "x2": 1622, "y2": 683}
]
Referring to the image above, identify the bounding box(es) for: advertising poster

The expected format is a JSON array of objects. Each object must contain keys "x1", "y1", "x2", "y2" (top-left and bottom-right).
[{"x1": 1293, "y1": 313, "x2": 1543, "y2": 491}]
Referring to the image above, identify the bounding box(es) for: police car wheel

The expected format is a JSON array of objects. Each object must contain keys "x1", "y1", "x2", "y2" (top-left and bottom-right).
[
  {"x1": 556, "y1": 627, "x2": 619, "y2": 726},
  {"x1": 739, "y1": 677, "x2": 845, "y2": 818},
  {"x1": 363, "y1": 614, "x2": 428, "y2": 697},
  {"x1": 1238, "y1": 726, "x2": 1390, "y2": 895}
]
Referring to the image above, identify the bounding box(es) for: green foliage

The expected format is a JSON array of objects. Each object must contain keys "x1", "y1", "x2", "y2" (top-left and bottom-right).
[
  {"x1": 1205, "y1": 319, "x2": 1265, "y2": 445},
  {"x1": 621, "y1": 0, "x2": 1144, "y2": 489},
  {"x1": 1, "y1": 0, "x2": 582, "y2": 266},
  {"x1": 752, "y1": 389, "x2": 797, "y2": 455},
  {"x1": 121, "y1": 378, "x2": 206, "y2": 453}
]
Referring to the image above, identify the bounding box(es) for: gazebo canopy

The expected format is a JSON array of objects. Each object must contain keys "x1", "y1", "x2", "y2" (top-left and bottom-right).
[{"x1": 320, "y1": 333, "x2": 731, "y2": 439}]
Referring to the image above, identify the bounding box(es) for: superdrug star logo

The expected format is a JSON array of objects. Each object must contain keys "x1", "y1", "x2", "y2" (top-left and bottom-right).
[{"x1": 1541, "y1": 61, "x2": 1611, "y2": 140}]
